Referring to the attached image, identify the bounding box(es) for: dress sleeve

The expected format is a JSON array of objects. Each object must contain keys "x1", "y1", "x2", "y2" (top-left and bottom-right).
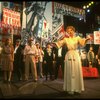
[
  {"x1": 55, "y1": 38, "x2": 66, "y2": 49},
  {"x1": 77, "y1": 36, "x2": 87, "y2": 47}
]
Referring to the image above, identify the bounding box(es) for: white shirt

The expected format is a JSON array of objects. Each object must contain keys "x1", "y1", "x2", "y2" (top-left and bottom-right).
[
  {"x1": 14, "y1": 46, "x2": 19, "y2": 54},
  {"x1": 58, "y1": 47, "x2": 62, "y2": 57},
  {"x1": 24, "y1": 44, "x2": 38, "y2": 55}
]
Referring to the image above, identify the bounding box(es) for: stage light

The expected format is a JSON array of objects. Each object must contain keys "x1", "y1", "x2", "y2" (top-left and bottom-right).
[
  {"x1": 83, "y1": 6, "x2": 86, "y2": 9},
  {"x1": 79, "y1": 18, "x2": 82, "y2": 20},
  {"x1": 89, "y1": 3, "x2": 92, "y2": 6},
  {"x1": 87, "y1": 9, "x2": 90, "y2": 12},
  {"x1": 91, "y1": 1, "x2": 94, "y2": 4},
  {"x1": 87, "y1": 5, "x2": 89, "y2": 8}
]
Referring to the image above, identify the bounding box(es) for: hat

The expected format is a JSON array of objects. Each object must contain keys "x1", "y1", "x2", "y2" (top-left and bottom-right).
[
  {"x1": 28, "y1": 38, "x2": 33, "y2": 41},
  {"x1": 36, "y1": 42, "x2": 40, "y2": 45}
]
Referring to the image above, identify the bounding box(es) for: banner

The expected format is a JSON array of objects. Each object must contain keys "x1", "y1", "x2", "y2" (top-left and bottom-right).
[
  {"x1": 21, "y1": 1, "x2": 52, "y2": 45},
  {"x1": 54, "y1": 2, "x2": 85, "y2": 19},
  {"x1": 86, "y1": 33, "x2": 94, "y2": 44},
  {"x1": 94, "y1": 31, "x2": 100, "y2": 44},
  {"x1": 0, "y1": 2, "x2": 2, "y2": 22},
  {"x1": 3, "y1": 8, "x2": 21, "y2": 27},
  {"x1": 41, "y1": 19, "x2": 49, "y2": 39},
  {"x1": 0, "y1": 8, "x2": 21, "y2": 34},
  {"x1": 97, "y1": 16, "x2": 100, "y2": 25}
]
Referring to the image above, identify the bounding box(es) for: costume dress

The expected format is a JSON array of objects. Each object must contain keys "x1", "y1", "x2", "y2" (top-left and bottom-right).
[{"x1": 55, "y1": 36, "x2": 86, "y2": 93}]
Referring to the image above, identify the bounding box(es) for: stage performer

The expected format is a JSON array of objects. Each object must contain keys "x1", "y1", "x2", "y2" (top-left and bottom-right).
[{"x1": 52, "y1": 26, "x2": 91, "y2": 95}]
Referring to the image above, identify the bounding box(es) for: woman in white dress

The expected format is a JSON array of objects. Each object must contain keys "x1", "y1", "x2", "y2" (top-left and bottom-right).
[{"x1": 53, "y1": 26, "x2": 91, "y2": 95}]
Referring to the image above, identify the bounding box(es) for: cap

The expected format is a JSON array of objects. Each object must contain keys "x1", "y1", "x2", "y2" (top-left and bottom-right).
[
  {"x1": 36, "y1": 42, "x2": 40, "y2": 45},
  {"x1": 28, "y1": 38, "x2": 33, "y2": 41}
]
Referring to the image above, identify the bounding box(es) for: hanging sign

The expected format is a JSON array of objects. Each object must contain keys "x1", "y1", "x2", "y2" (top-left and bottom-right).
[
  {"x1": 53, "y1": 2, "x2": 85, "y2": 20},
  {"x1": 94, "y1": 31, "x2": 100, "y2": 44},
  {"x1": 2, "y1": 8, "x2": 21, "y2": 27},
  {"x1": 0, "y1": 8, "x2": 21, "y2": 34}
]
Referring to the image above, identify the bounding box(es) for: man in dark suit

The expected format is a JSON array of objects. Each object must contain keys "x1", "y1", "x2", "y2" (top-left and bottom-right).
[
  {"x1": 54, "y1": 44, "x2": 68, "y2": 79},
  {"x1": 43, "y1": 43, "x2": 54, "y2": 80},
  {"x1": 14, "y1": 39, "x2": 25, "y2": 81}
]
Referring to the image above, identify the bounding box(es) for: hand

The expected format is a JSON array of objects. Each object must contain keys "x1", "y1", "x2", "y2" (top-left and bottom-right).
[
  {"x1": 44, "y1": 61, "x2": 46, "y2": 64},
  {"x1": 87, "y1": 35, "x2": 93, "y2": 40}
]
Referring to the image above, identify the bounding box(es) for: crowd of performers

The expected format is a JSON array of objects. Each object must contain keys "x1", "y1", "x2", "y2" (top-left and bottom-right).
[
  {"x1": 0, "y1": 37, "x2": 100, "y2": 83},
  {"x1": 0, "y1": 37, "x2": 67, "y2": 83}
]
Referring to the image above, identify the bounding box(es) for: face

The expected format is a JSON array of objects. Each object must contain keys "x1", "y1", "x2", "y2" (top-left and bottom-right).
[
  {"x1": 47, "y1": 44, "x2": 51, "y2": 48},
  {"x1": 90, "y1": 47, "x2": 93, "y2": 51},
  {"x1": 16, "y1": 41, "x2": 20, "y2": 46},
  {"x1": 66, "y1": 28, "x2": 75, "y2": 37},
  {"x1": 7, "y1": 38, "x2": 12, "y2": 44},
  {"x1": 36, "y1": 44, "x2": 39, "y2": 48},
  {"x1": 96, "y1": 55, "x2": 98, "y2": 59}
]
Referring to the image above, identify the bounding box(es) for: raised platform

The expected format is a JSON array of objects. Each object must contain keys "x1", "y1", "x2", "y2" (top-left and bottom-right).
[
  {"x1": 58, "y1": 66, "x2": 99, "y2": 78},
  {"x1": 82, "y1": 67, "x2": 99, "y2": 78}
]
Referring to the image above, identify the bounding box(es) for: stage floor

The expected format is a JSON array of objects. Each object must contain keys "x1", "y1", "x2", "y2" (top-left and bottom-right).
[{"x1": 0, "y1": 77, "x2": 100, "y2": 99}]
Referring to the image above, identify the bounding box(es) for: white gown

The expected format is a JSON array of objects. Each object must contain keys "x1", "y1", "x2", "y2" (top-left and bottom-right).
[{"x1": 55, "y1": 36, "x2": 86, "y2": 93}]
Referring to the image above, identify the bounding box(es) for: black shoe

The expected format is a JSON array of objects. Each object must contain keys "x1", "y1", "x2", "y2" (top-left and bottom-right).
[
  {"x1": 74, "y1": 92, "x2": 81, "y2": 95},
  {"x1": 34, "y1": 79, "x2": 37, "y2": 82}
]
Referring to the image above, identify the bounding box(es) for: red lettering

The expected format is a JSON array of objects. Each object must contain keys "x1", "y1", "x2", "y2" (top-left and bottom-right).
[
  {"x1": 15, "y1": 19, "x2": 17, "y2": 27},
  {"x1": 9, "y1": 13, "x2": 11, "y2": 17},
  {"x1": 12, "y1": 19, "x2": 15, "y2": 26},
  {"x1": 3, "y1": 16, "x2": 8, "y2": 24},
  {"x1": 9, "y1": 18, "x2": 11, "y2": 24},
  {"x1": 17, "y1": 21, "x2": 21, "y2": 27}
]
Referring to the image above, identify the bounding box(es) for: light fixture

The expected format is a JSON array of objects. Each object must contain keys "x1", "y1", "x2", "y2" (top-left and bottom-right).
[
  {"x1": 87, "y1": 9, "x2": 90, "y2": 12},
  {"x1": 83, "y1": 1, "x2": 95, "y2": 10},
  {"x1": 79, "y1": 18, "x2": 82, "y2": 20},
  {"x1": 89, "y1": 3, "x2": 92, "y2": 6},
  {"x1": 91, "y1": 1, "x2": 94, "y2": 4},
  {"x1": 83, "y1": 6, "x2": 86, "y2": 9},
  {"x1": 87, "y1": 5, "x2": 89, "y2": 8}
]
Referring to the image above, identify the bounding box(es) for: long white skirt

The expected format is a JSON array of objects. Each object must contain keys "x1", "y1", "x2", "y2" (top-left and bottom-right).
[{"x1": 63, "y1": 50, "x2": 84, "y2": 93}]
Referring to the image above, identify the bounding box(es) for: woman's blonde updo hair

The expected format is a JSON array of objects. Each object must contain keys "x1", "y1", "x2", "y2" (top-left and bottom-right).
[{"x1": 66, "y1": 26, "x2": 75, "y2": 32}]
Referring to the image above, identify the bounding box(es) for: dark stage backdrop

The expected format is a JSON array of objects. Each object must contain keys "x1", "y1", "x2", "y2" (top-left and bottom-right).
[{"x1": 63, "y1": 15, "x2": 92, "y2": 37}]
